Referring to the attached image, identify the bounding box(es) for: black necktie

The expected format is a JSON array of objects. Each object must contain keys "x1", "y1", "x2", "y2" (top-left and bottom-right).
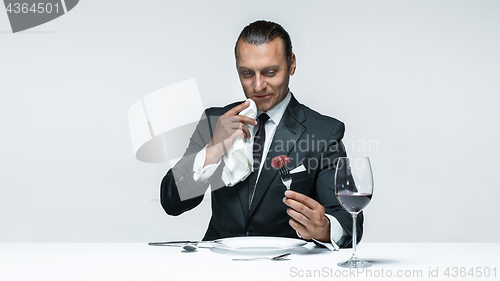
[
  {"x1": 253, "y1": 113, "x2": 270, "y2": 171},
  {"x1": 249, "y1": 113, "x2": 270, "y2": 206}
]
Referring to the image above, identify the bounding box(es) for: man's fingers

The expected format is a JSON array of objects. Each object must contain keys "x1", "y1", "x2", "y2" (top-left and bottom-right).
[
  {"x1": 287, "y1": 207, "x2": 309, "y2": 226},
  {"x1": 235, "y1": 115, "x2": 258, "y2": 125},
  {"x1": 284, "y1": 190, "x2": 322, "y2": 211},
  {"x1": 288, "y1": 218, "x2": 310, "y2": 239},
  {"x1": 241, "y1": 123, "x2": 251, "y2": 139},
  {"x1": 221, "y1": 115, "x2": 256, "y2": 127},
  {"x1": 226, "y1": 120, "x2": 251, "y2": 139},
  {"x1": 222, "y1": 101, "x2": 257, "y2": 126},
  {"x1": 223, "y1": 100, "x2": 250, "y2": 116},
  {"x1": 284, "y1": 190, "x2": 331, "y2": 242},
  {"x1": 283, "y1": 190, "x2": 327, "y2": 226},
  {"x1": 283, "y1": 196, "x2": 314, "y2": 219}
]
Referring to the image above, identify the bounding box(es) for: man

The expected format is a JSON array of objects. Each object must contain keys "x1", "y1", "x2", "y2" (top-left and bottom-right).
[{"x1": 161, "y1": 20, "x2": 362, "y2": 249}]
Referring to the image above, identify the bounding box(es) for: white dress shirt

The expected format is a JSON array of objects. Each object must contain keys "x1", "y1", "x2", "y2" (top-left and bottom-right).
[{"x1": 192, "y1": 92, "x2": 344, "y2": 250}]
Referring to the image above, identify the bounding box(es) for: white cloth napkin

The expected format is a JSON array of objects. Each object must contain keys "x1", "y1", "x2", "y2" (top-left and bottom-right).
[{"x1": 221, "y1": 99, "x2": 257, "y2": 187}]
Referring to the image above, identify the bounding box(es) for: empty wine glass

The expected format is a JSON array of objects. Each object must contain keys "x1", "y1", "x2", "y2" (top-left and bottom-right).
[{"x1": 334, "y1": 157, "x2": 373, "y2": 268}]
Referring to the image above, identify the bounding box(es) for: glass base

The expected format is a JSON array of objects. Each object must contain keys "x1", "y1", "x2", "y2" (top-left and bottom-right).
[{"x1": 337, "y1": 255, "x2": 372, "y2": 268}]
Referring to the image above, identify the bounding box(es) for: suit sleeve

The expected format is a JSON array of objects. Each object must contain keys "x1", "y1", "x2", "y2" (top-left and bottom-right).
[
  {"x1": 315, "y1": 121, "x2": 364, "y2": 248},
  {"x1": 160, "y1": 111, "x2": 219, "y2": 216}
]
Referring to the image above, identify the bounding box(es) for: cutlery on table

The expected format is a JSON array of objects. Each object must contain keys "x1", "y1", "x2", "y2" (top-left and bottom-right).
[
  {"x1": 148, "y1": 241, "x2": 196, "y2": 246},
  {"x1": 232, "y1": 252, "x2": 291, "y2": 261},
  {"x1": 182, "y1": 244, "x2": 199, "y2": 251},
  {"x1": 148, "y1": 240, "x2": 220, "y2": 249}
]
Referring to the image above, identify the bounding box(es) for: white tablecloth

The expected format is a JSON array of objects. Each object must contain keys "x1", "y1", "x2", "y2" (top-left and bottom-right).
[{"x1": 1, "y1": 242, "x2": 498, "y2": 280}]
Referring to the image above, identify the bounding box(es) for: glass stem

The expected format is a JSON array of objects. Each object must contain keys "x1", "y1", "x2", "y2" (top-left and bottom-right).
[{"x1": 352, "y1": 213, "x2": 358, "y2": 258}]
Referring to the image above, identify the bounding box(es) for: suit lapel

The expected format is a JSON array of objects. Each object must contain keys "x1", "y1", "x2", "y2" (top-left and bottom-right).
[{"x1": 247, "y1": 95, "x2": 306, "y2": 219}]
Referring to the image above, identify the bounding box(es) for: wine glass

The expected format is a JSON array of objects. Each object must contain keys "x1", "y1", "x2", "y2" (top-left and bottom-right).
[{"x1": 334, "y1": 157, "x2": 373, "y2": 268}]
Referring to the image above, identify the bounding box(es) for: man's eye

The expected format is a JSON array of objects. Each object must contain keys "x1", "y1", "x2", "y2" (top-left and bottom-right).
[
  {"x1": 265, "y1": 71, "x2": 276, "y2": 77},
  {"x1": 242, "y1": 71, "x2": 253, "y2": 77}
]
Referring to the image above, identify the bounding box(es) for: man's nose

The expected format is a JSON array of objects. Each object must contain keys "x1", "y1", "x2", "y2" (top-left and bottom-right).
[{"x1": 253, "y1": 74, "x2": 267, "y2": 92}]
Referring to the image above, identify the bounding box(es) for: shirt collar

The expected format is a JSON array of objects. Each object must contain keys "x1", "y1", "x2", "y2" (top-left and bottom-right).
[{"x1": 258, "y1": 90, "x2": 291, "y2": 126}]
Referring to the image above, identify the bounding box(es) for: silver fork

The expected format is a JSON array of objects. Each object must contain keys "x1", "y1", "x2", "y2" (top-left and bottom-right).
[{"x1": 279, "y1": 165, "x2": 292, "y2": 189}]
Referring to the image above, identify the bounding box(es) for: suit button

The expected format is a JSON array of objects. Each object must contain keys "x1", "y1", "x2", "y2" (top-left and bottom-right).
[
  {"x1": 178, "y1": 173, "x2": 186, "y2": 184},
  {"x1": 245, "y1": 231, "x2": 250, "y2": 236}
]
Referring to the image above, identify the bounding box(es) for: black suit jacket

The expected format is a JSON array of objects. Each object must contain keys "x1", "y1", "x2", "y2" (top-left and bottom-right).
[{"x1": 160, "y1": 94, "x2": 363, "y2": 248}]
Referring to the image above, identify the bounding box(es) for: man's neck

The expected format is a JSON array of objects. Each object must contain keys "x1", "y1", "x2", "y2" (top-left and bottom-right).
[{"x1": 258, "y1": 90, "x2": 291, "y2": 126}]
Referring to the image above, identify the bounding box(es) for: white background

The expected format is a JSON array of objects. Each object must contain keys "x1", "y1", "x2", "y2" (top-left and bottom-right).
[{"x1": 0, "y1": 0, "x2": 499, "y2": 243}]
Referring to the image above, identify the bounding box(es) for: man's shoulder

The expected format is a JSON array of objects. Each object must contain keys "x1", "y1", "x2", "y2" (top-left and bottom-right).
[
  {"x1": 295, "y1": 100, "x2": 344, "y2": 127},
  {"x1": 296, "y1": 103, "x2": 345, "y2": 140}
]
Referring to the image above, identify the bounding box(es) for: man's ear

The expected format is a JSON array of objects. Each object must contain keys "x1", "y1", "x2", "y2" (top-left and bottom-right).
[{"x1": 289, "y1": 53, "x2": 296, "y2": 75}]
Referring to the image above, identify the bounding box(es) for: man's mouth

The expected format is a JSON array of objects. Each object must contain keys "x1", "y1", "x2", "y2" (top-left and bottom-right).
[{"x1": 253, "y1": 94, "x2": 271, "y2": 100}]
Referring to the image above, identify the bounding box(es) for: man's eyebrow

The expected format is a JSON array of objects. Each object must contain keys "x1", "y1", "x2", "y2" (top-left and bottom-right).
[
  {"x1": 262, "y1": 65, "x2": 280, "y2": 71},
  {"x1": 237, "y1": 65, "x2": 280, "y2": 71}
]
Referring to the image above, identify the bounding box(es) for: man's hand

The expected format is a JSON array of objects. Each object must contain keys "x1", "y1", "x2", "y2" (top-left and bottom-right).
[
  {"x1": 204, "y1": 100, "x2": 257, "y2": 167},
  {"x1": 283, "y1": 190, "x2": 331, "y2": 242}
]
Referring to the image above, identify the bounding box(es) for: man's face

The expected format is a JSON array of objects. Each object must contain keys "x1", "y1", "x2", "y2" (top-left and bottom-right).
[{"x1": 235, "y1": 38, "x2": 296, "y2": 112}]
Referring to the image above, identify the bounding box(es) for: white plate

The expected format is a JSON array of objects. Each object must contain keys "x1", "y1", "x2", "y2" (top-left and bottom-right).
[{"x1": 211, "y1": 236, "x2": 306, "y2": 255}]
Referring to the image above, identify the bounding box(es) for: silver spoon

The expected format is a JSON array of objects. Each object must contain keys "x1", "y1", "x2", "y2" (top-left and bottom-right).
[
  {"x1": 232, "y1": 252, "x2": 291, "y2": 261},
  {"x1": 182, "y1": 240, "x2": 221, "y2": 252},
  {"x1": 182, "y1": 244, "x2": 198, "y2": 251}
]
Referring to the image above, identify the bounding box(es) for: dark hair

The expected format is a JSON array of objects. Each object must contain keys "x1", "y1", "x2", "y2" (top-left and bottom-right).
[{"x1": 235, "y1": 20, "x2": 293, "y2": 68}]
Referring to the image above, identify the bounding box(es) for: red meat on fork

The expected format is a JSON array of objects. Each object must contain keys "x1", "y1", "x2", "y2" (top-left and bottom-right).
[{"x1": 271, "y1": 155, "x2": 290, "y2": 168}]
